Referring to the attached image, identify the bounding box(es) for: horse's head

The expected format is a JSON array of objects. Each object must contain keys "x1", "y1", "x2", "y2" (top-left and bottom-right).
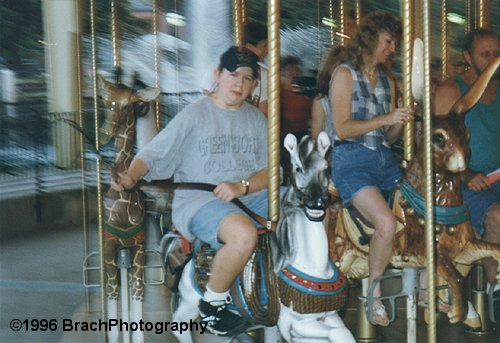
[
  {"x1": 98, "y1": 75, "x2": 160, "y2": 144},
  {"x1": 284, "y1": 132, "x2": 331, "y2": 221},
  {"x1": 428, "y1": 115, "x2": 469, "y2": 174},
  {"x1": 417, "y1": 57, "x2": 500, "y2": 175}
]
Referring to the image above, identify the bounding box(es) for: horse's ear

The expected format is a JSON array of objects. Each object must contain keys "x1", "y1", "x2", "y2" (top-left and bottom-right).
[
  {"x1": 284, "y1": 133, "x2": 297, "y2": 155},
  {"x1": 316, "y1": 132, "x2": 330, "y2": 157},
  {"x1": 133, "y1": 87, "x2": 161, "y2": 103},
  {"x1": 450, "y1": 56, "x2": 500, "y2": 115},
  {"x1": 97, "y1": 74, "x2": 112, "y2": 91}
]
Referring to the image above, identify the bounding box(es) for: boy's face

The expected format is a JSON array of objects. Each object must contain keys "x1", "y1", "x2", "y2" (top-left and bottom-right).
[{"x1": 214, "y1": 67, "x2": 256, "y2": 109}]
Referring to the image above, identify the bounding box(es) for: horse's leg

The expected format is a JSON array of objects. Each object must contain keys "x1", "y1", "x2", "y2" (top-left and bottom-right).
[
  {"x1": 172, "y1": 260, "x2": 201, "y2": 343},
  {"x1": 129, "y1": 238, "x2": 145, "y2": 343},
  {"x1": 436, "y1": 249, "x2": 467, "y2": 323},
  {"x1": 290, "y1": 315, "x2": 354, "y2": 343},
  {"x1": 104, "y1": 236, "x2": 120, "y2": 343},
  {"x1": 262, "y1": 326, "x2": 283, "y2": 343},
  {"x1": 453, "y1": 240, "x2": 500, "y2": 280},
  {"x1": 323, "y1": 312, "x2": 356, "y2": 343}
]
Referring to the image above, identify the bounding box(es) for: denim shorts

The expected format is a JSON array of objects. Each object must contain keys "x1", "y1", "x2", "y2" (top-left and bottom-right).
[
  {"x1": 332, "y1": 142, "x2": 402, "y2": 206},
  {"x1": 462, "y1": 182, "x2": 500, "y2": 237},
  {"x1": 188, "y1": 190, "x2": 272, "y2": 249}
]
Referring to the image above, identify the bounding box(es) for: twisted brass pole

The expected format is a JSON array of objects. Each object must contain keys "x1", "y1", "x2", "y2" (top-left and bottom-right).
[
  {"x1": 233, "y1": 0, "x2": 244, "y2": 46},
  {"x1": 329, "y1": 0, "x2": 334, "y2": 46},
  {"x1": 339, "y1": 0, "x2": 345, "y2": 46},
  {"x1": 402, "y1": 0, "x2": 413, "y2": 161},
  {"x1": 153, "y1": 0, "x2": 161, "y2": 130},
  {"x1": 110, "y1": 0, "x2": 120, "y2": 68},
  {"x1": 478, "y1": 0, "x2": 487, "y2": 27},
  {"x1": 422, "y1": 0, "x2": 437, "y2": 342},
  {"x1": 267, "y1": 0, "x2": 281, "y2": 226},
  {"x1": 355, "y1": 0, "x2": 361, "y2": 25},
  {"x1": 89, "y1": 0, "x2": 106, "y2": 338},
  {"x1": 441, "y1": 0, "x2": 448, "y2": 81}
]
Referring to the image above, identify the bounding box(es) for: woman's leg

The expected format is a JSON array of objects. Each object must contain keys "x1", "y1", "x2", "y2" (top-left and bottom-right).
[{"x1": 351, "y1": 186, "x2": 396, "y2": 325}]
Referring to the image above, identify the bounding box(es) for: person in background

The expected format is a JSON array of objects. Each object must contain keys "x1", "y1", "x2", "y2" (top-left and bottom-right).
[
  {"x1": 311, "y1": 10, "x2": 358, "y2": 142},
  {"x1": 280, "y1": 55, "x2": 313, "y2": 140},
  {"x1": 328, "y1": 11, "x2": 414, "y2": 326},
  {"x1": 279, "y1": 55, "x2": 314, "y2": 184},
  {"x1": 112, "y1": 46, "x2": 269, "y2": 337},
  {"x1": 243, "y1": 20, "x2": 269, "y2": 115},
  {"x1": 311, "y1": 46, "x2": 338, "y2": 142},
  {"x1": 433, "y1": 28, "x2": 500, "y2": 322}
]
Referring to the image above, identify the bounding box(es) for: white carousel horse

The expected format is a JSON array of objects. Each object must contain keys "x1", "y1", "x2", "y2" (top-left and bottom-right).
[{"x1": 171, "y1": 132, "x2": 355, "y2": 343}]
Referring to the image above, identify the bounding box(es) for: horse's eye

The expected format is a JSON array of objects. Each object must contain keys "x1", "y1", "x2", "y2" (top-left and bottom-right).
[
  {"x1": 432, "y1": 133, "x2": 445, "y2": 148},
  {"x1": 295, "y1": 166, "x2": 303, "y2": 173}
]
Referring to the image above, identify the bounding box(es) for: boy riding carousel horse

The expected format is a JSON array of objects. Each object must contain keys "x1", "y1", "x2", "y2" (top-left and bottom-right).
[{"x1": 112, "y1": 46, "x2": 270, "y2": 337}]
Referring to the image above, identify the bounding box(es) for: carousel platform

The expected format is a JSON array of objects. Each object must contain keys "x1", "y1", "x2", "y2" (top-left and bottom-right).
[{"x1": 1, "y1": 223, "x2": 499, "y2": 343}]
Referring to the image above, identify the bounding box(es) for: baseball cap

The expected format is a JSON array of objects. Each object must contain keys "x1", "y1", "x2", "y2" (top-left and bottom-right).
[{"x1": 219, "y1": 46, "x2": 259, "y2": 79}]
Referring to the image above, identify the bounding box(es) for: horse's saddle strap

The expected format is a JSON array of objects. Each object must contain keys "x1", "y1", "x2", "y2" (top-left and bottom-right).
[{"x1": 400, "y1": 181, "x2": 469, "y2": 225}]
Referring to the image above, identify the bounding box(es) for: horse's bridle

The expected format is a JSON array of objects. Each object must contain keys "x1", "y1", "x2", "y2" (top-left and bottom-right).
[{"x1": 137, "y1": 180, "x2": 274, "y2": 229}]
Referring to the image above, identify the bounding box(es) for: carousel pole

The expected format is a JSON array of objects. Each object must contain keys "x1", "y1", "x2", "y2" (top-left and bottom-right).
[
  {"x1": 401, "y1": 2, "x2": 417, "y2": 340},
  {"x1": 339, "y1": 0, "x2": 345, "y2": 46},
  {"x1": 355, "y1": 0, "x2": 361, "y2": 25},
  {"x1": 440, "y1": 0, "x2": 447, "y2": 81},
  {"x1": 89, "y1": 0, "x2": 107, "y2": 341},
  {"x1": 267, "y1": 0, "x2": 280, "y2": 227},
  {"x1": 422, "y1": 0, "x2": 437, "y2": 342},
  {"x1": 152, "y1": 0, "x2": 161, "y2": 130},
  {"x1": 478, "y1": 0, "x2": 487, "y2": 27},
  {"x1": 466, "y1": 1, "x2": 491, "y2": 335},
  {"x1": 233, "y1": 0, "x2": 244, "y2": 46},
  {"x1": 328, "y1": 0, "x2": 335, "y2": 46},
  {"x1": 402, "y1": 0, "x2": 414, "y2": 162}
]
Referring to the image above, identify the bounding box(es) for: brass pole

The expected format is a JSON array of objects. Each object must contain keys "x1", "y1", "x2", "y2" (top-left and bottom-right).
[
  {"x1": 153, "y1": 0, "x2": 161, "y2": 130},
  {"x1": 441, "y1": 0, "x2": 448, "y2": 80},
  {"x1": 89, "y1": 0, "x2": 107, "y2": 339},
  {"x1": 233, "y1": 0, "x2": 244, "y2": 45},
  {"x1": 355, "y1": 0, "x2": 362, "y2": 25},
  {"x1": 422, "y1": 0, "x2": 437, "y2": 342},
  {"x1": 242, "y1": 0, "x2": 247, "y2": 24},
  {"x1": 110, "y1": 0, "x2": 120, "y2": 68},
  {"x1": 75, "y1": 0, "x2": 89, "y2": 313},
  {"x1": 402, "y1": 0, "x2": 413, "y2": 162},
  {"x1": 267, "y1": 0, "x2": 281, "y2": 226},
  {"x1": 329, "y1": 0, "x2": 334, "y2": 46},
  {"x1": 339, "y1": 0, "x2": 345, "y2": 46},
  {"x1": 478, "y1": 0, "x2": 487, "y2": 28}
]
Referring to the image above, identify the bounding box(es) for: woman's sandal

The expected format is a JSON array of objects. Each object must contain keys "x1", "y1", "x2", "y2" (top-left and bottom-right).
[
  {"x1": 418, "y1": 292, "x2": 450, "y2": 313},
  {"x1": 365, "y1": 302, "x2": 390, "y2": 326}
]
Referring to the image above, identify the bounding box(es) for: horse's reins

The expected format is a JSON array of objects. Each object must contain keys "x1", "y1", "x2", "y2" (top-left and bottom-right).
[{"x1": 137, "y1": 181, "x2": 272, "y2": 229}]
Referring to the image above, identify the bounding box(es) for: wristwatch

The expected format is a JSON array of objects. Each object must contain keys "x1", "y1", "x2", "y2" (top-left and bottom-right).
[{"x1": 241, "y1": 179, "x2": 250, "y2": 195}]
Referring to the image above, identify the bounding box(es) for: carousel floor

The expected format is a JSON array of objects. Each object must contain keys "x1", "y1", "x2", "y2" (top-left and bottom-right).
[{"x1": 1, "y1": 225, "x2": 499, "y2": 343}]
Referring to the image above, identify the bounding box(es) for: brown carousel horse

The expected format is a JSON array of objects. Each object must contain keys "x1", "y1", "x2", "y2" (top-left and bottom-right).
[
  {"x1": 329, "y1": 57, "x2": 500, "y2": 325},
  {"x1": 98, "y1": 75, "x2": 160, "y2": 343}
]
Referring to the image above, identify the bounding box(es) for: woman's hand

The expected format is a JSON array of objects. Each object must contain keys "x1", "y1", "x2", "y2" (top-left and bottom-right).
[
  {"x1": 387, "y1": 107, "x2": 415, "y2": 126},
  {"x1": 214, "y1": 182, "x2": 246, "y2": 201}
]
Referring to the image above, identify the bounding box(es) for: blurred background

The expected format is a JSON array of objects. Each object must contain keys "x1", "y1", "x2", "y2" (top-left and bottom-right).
[{"x1": 1, "y1": 1, "x2": 499, "y2": 342}]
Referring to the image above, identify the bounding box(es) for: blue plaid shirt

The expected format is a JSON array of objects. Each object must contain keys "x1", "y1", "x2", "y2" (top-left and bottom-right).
[{"x1": 331, "y1": 63, "x2": 391, "y2": 150}]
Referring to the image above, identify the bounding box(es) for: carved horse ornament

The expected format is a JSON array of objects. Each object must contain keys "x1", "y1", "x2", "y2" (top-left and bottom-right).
[
  {"x1": 330, "y1": 57, "x2": 500, "y2": 325},
  {"x1": 172, "y1": 132, "x2": 354, "y2": 343},
  {"x1": 98, "y1": 75, "x2": 160, "y2": 343}
]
